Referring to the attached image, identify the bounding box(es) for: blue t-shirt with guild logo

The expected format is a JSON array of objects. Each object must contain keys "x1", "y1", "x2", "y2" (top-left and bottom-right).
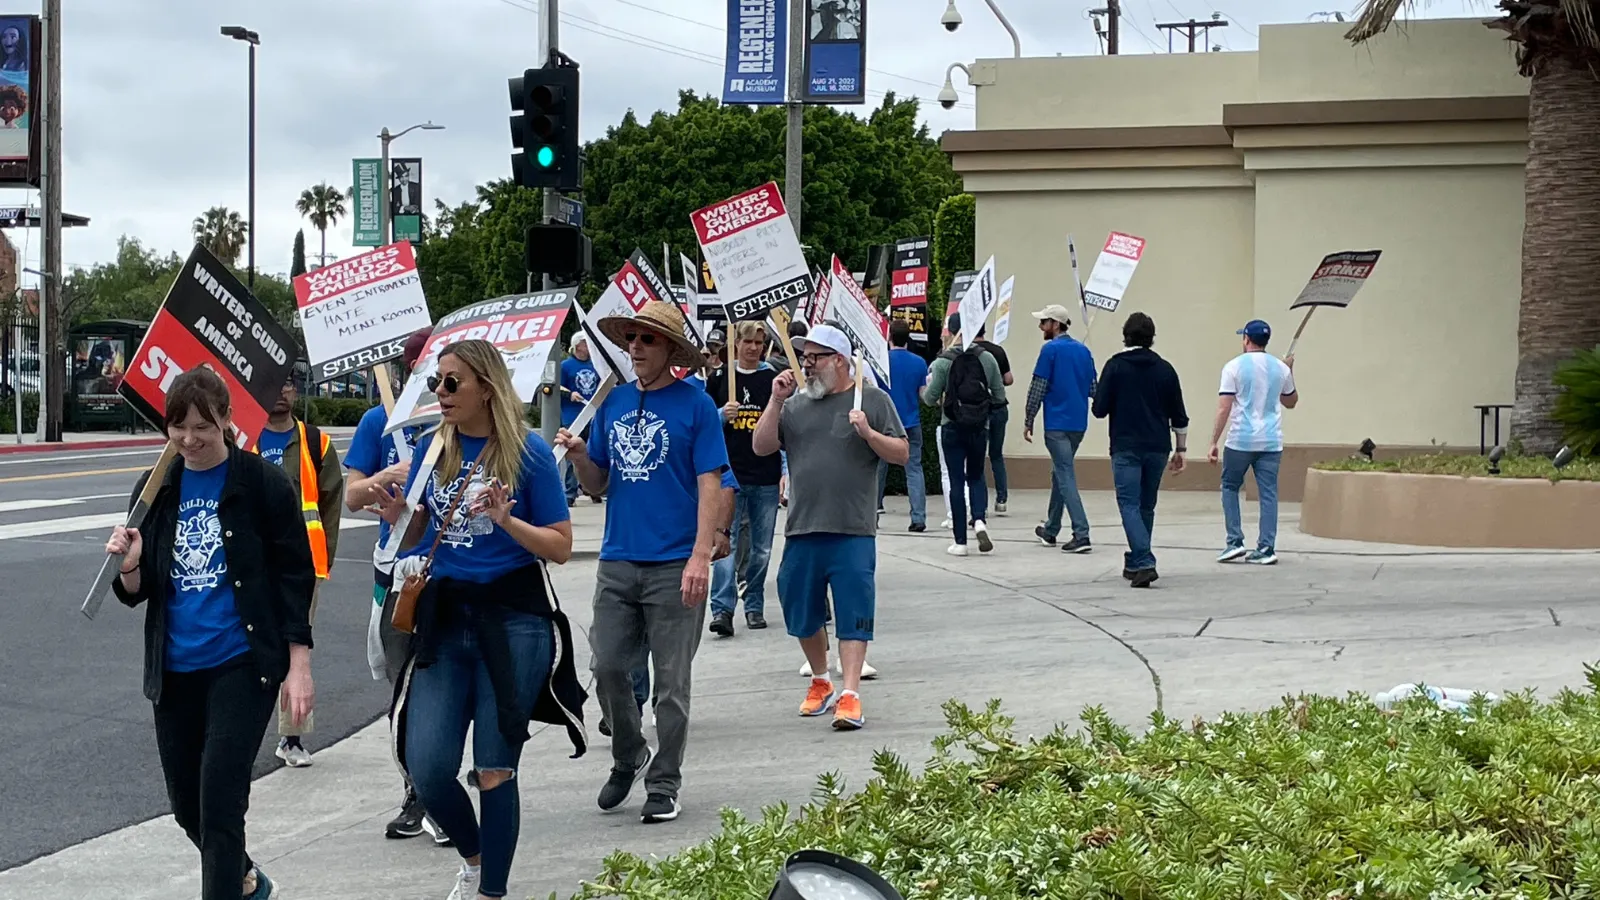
[
  {"x1": 560, "y1": 356, "x2": 600, "y2": 427},
  {"x1": 165, "y1": 460, "x2": 251, "y2": 672},
  {"x1": 346, "y1": 404, "x2": 420, "y2": 547},
  {"x1": 255, "y1": 426, "x2": 294, "y2": 470},
  {"x1": 403, "y1": 431, "x2": 570, "y2": 583},
  {"x1": 589, "y1": 379, "x2": 729, "y2": 562}
]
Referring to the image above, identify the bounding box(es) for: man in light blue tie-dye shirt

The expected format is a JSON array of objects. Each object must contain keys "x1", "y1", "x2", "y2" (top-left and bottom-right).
[{"x1": 1208, "y1": 319, "x2": 1298, "y2": 565}]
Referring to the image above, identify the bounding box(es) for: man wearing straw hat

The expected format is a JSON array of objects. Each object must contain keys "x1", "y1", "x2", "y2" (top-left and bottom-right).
[
  {"x1": 556, "y1": 300, "x2": 730, "y2": 825},
  {"x1": 751, "y1": 323, "x2": 908, "y2": 731}
]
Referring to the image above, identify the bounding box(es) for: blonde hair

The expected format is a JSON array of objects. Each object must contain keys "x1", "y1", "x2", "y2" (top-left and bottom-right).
[
  {"x1": 434, "y1": 340, "x2": 528, "y2": 491},
  {"x1": 733, "y1": 320, "x2": 765, "y2": 344}
]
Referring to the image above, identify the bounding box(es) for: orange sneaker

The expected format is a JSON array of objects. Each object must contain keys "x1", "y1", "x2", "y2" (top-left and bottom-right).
[
  {"x1": 799, "y1": 678, "x2": 838, "y2": 717},
  {"x1": 832, "y1": 692, "x2": 864, "y2": 730}
]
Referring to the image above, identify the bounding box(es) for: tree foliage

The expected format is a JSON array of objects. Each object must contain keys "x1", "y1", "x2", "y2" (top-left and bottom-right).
[
  {"x1": 1553, "y1": 345, "x2": 1600, "y2": 455},
  {"x1": 931, "y1": 192, "x2": 976, "y2": 328},
  {"x1": 296, "y1": 182, "x2": 348, "y2": 265},
  {"x1": 191, "y1": 207, "x2": 248, "y2": 265},
  {"x1": 291, "y1": 229, "x2": 307, "y2": 278}
]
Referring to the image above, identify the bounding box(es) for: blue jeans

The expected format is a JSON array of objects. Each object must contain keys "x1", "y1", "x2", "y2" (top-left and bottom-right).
[
  {"x1": 563, "y1": 459, "x2": 580, "y2": 504},
  {"x1": 940, "y1": 422, "x2": 989, "y2": 546},
  {"x1": 1112, "y1": 450, "x2": 1168, "y2": 570},
  {"x1": 1221, "y1": 448, "x2": 1282, "y2": 552},
  {"x1": 406, "y1": 609, "x2": 552, "y2": 899},
  {"x1": 711, "y1": 484, "x2": 780, "y2": 616},
  {"x1": 988, "y1": 406, "x2": 1009, "y2": 504},
  {"x1": 1042, "y1": 430, "x2": 1089, "y2": 541},
  {"x1": 877, "y1": 426, "x2": 927, "y2": 526}
]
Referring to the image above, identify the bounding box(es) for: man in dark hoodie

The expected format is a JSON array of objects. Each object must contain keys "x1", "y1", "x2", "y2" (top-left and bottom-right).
[{"x1": 1091, "y1": 313, "x2": 1189, "y2": 588}]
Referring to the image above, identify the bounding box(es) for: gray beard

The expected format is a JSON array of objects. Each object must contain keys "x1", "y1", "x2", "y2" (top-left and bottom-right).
[{"x1": 800, "y1": 372, "x2": 831, "y2": 400}]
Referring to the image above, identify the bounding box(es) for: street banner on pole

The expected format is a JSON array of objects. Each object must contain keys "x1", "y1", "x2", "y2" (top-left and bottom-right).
[
  {"x1": 119, "y1": 244, "x2": 297, "y2": 451},
  {"x1": 389, "y1": 158, "x2": 423, "y2": 243},
  {"x1": 723, "y1": 0, "x2": 788, "y2": 105},
  {"x1": 958, "y1": 256, "x2": 998, "y2": 351},
  {"x1": 351, "y1": 159, "x2": 383, "y2": 246},
  {"x1": 294, "y1": 241, "x2": 432, "y2": 383},
  {"x1": 1291, "y1": 250, "x2": 1382, "y2": 309},
  {"x1": 1082, "y1": 231, "x2": 1146, "y2": 312},
  {"x1": 801, "y1": 0, "x2": 867, "y2": 104},
  {"x1": 992, "y1": 275, "x2": 1015, "y2": 344},
  {"x1": 827, "y1": 254, "x2": 889, "y2": 389},
  {"x1": 887, "y1": 235, "x2": 931, "y2": 347},
  {"x1": 385, "y1": 288, "x2": 573, "y2": 434},
  {"x1": 692, "y1": 182, "x2": 813, "y2": 324}
]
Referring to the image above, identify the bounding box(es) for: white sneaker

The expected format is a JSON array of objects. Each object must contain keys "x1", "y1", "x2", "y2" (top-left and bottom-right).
[
  {"x1": 940, "y1": 517, "x2": 953, "y2": 530},
  {"x1": 947, "y1": 543, "x2": 969, "y2": 557},
  {"x1": 447, "y1": 863, "x2": 481, "y2": 900},
  {"x1": 995, "y1": 502, "x2": 1007, "y2": 515},
  {"x1": 860, "y1": 660, "x2": 878, "y2": 680},
  {"x1": 974, "y1": 520, "x2": 993, "y2": 553},
  {"x1": 275, "y1": 739, "x2": 312, "y2": 768},
  {"x1": 800, "y1": 660, "x2": 813, "y2": 677}
]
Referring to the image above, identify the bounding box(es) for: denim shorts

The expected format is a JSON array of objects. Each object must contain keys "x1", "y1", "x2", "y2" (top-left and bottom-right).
[{"x1": 777, "y1": 534, "x2": 877, "y2": 642}]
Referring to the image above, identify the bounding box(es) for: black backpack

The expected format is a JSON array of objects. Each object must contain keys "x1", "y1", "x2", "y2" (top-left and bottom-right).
[{"x1": 944, "y1": 347, "x2": 992, "y2": 429}]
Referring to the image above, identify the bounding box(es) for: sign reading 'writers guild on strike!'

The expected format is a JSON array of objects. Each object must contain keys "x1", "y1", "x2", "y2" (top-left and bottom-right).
[
  {"x1": 293, "y1": 241, "x2": 434, "y2": 382},
  {"x1": 691, "y1": 182, "x2": 812, "y2": 324},
  {"x1": 118, "y1": 244, "x2": 297, "y2": 451}
]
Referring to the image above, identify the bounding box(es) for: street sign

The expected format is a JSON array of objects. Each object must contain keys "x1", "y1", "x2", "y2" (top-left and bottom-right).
[{"x1": 555, "y1": 196, "x2": 585, "y2": 228}]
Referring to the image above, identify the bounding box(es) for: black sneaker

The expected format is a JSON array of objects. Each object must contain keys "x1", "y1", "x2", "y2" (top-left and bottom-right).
[
  {"x1": 641, "y1": 792, "x2": 681, "y2": 823},
  {"x1": 1034, "y1": 525, "x2": 1057, "y2": 547},
  {"x1": 709, "y1": 611, "x2": 734, "y2": 637},
  {"x1": 597, "y1": 747, "x2": 652, "y2": 812},
  {"x1": 1062, "y1": 537, "x2": 1093, "y2": 554},
  {"x1": 1122, "y1": 568, "x2": 1136, "y2": 581},
  {"x1": 746, "y1": 611, "x2": 768, "y2": 630},
  {"x1": 1130, "y1": 568, "x2": 1159, "y2": 588},
  {"x1": 909, "y1": 522, "x2": 926, "y2": 533},
  {"x1": 384, "y1": 788, "x2": 425, "y2": 839}
]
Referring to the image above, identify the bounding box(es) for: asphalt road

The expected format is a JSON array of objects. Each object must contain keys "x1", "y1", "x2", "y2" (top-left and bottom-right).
[{"x1": 0, "y1": 441, "x2": 394, "y2": 871}]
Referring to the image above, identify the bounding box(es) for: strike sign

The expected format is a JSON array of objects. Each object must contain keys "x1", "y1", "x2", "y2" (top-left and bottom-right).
[{"x1": 294, "y1": 242, "x2": 433, "y2": 382}]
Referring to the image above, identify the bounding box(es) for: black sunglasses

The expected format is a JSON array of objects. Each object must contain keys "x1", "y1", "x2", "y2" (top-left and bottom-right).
[
  {"x1": 622, "y1": 331, "x2": 659, "y2": 346},
  {"x1": 426, "y1": 373, "x2": 465, "y2": 394}
]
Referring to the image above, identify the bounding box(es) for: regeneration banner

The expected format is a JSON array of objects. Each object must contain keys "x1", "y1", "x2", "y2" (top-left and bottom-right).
[
  {"x1": 827, "y1": 255, "x2": 889, "y2": 386},
  {"x1": 691, "y1": 182, "x2": 812, "y2": 323},
  {"x1": 385, "y1": 288, "x2": 574, "y2": 434},
  {"x1": 118, "y1": 244, "x2": 297, "y2": 450},
  {"x1": 957, "y1": 256, "x2": 998, "y2": 351},
  {"x1": 802, "y1": 0, "x2": 866, "y2": 104},
  {"x1": 351, "y1": 158, "x2": 383, "y2": 246},
  {"x1": 1291, "y1": 250, "x2": 1383, "y2": 309},
  {"x1": 294, "y1": 241, "x2": 433, "y2": 383},
  {"x1": 1082, "y1": 231, "x2": 1146, "y2": 313},
  {"x1": 722, "y1": 0, "x2": 787, "y2": 105}
]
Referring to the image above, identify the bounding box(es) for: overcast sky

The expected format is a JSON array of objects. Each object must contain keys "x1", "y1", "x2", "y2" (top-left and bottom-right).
[{"x1": 7, "y1": 0, "x2": 1484, "y2": 285}]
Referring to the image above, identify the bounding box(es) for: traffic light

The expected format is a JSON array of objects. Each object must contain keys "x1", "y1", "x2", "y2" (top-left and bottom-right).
[
  {"x1": 509, "y1": 59, "x2": 580, "y2": 191},
  {"x1": 526, "y1": 222, "x2": 592, "y2": 284}
]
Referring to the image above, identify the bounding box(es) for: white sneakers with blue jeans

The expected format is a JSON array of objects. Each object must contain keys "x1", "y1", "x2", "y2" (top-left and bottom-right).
[{"x1": 1220, "y1": 448, "x2": 1281, "y2": 561}]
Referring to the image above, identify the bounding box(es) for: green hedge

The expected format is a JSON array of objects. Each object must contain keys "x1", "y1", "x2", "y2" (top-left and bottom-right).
[
  {"x1": 0, "y1": 391, "x2": 39, "y2": 433},
  {"x1": 931, "y1": 193, "x2": 975, "y2": 322},
  {"x1": 576, "y1": 667, "x2": 1600, "y2": 899},
  {"x1": 1316, "y1": 452, "x2": 1600, "y2": 483},
  {"x1": 882, "y1": 414, "x2": 943, "y2": 498},
  {"x1": 1554, "y1": 345, "x2": 1600, "y2": 456}
]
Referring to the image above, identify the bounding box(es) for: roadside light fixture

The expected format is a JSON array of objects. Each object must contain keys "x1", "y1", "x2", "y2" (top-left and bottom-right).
[
  {"x1": 1358, "y1": 438, "x2": 1376, "y2": 462},
  {"x1": 1487, "y1": 444, "x2": 1504, "y2": 475},
  {"x1": 1553, "y1": 445, "x2": 1574, "y2": 470},
  {"x1": 769, "y1": 850, "x2": 904, "y2": 900}
]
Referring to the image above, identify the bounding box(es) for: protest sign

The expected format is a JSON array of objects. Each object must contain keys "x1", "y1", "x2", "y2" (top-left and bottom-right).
[
  {"x1": 888, "y1": 235, "x2": 932, "y2": 347},
  {"x1": 1285, "y1": 250, "x2": 1383, "y2": 356},
  {"x1": 1067, "y1": 234, "x2": 1088, "y2": 327},
  {"x1": 827, "y1": 255, "x2": 890, "y2": 393},
  {"x1": 119, "y1": 244, "x2": 297, "y2": 450},
  {"x1": 294, "y1": 241, "x2": 432, "y2": 383},
  {"x1": 691, "y1": 182, "x2": 812, "y2": 323},
  {"x1": 385, "y1": 288, "x2": 573, "y2": 433},
  {"x1": 992, "y1": 275, "x2": 1016, "y2": 344},
  {"x1": 805, "y1": 265, "x2": 831, "y2": 327},
  {"x1": 958, "y1": 256, "x2": 999, "y2": 351},
  {"x1": 1082, "y1": 231, "x2": 1145, "y2": 312}
]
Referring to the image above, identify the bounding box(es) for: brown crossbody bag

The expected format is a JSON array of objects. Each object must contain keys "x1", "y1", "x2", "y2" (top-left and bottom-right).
[{"x1": 391, "y1": 462, "x2": 480, "y2": 634}]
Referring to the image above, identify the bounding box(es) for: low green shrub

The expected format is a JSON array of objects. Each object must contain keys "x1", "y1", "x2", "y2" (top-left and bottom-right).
[
  {"x1": 1554, "y1": 346, "x2": 1600, "y2": 456},
  {"x1": 0, "y1": 391, "x2": 39, "y2": 433},
  {"x1": 1314, "y1": 452, "x2": 1600, "y2": 482},
  {"x1": 302, "y1": 397, "x2": 373, "y2": 428},
  {"x1": 574, "y1": 667, "x2": 1600, "y2": 900}
]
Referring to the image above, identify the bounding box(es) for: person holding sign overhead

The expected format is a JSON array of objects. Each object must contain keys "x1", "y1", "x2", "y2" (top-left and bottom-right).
[
  {"x1": 559, "y1": 332, "x2": 601, "y2": 506},
  {"x1": 1208, "y1": 320, "x2": 1298, "y2": 567},
  {"x1": 103, "y1": 367, "x2": 317, "y2": 900}
]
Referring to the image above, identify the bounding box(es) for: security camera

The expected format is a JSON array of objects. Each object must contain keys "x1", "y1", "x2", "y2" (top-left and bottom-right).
[
  {"x1": 941, "y1": 0, "x2": 962, "y2": 32},
  {"x1": 938, "y1": 82, "x2": 959, "y2": 110}
]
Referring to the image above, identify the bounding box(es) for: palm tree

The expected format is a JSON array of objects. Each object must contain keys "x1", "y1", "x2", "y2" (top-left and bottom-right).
[
  {"x1": 296, "y1": 183, "x2": 348, "y2": 266},
  {"x1": 192, "y1": 207, "x2": 249, "y2": 266},
  {"x1": 1348, "y1": 1, "x2": 1600, "y2": 453}
]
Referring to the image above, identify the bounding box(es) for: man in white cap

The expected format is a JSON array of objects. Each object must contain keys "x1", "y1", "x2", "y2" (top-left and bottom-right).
[
  {"x1": 559, "y1": 331, "x2": 600, "y2": 505},
  {"x1": 1024, "y1": 303, "x2": 1097, "y2": 554},
  {"x1": 751, "y1": 323, "x2": 908, "y2": 731}
]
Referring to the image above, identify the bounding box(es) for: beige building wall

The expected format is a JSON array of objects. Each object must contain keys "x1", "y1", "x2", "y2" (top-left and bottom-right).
[{"x1": 943, "y1": 18, "x2": 1528, "y2": 499}]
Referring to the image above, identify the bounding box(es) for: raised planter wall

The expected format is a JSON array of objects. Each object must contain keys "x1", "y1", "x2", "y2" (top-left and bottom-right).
[{"x1": 1300, "y1": 469, "x2": 1600, "y2": 549}]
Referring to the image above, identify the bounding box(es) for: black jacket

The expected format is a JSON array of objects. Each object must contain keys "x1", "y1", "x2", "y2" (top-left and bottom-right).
[
  {"x1": 1091, "y1": 347, "x2": 1190, "y2": 455},
  {"x1": 113, "y1": 445, "x2": 316, "y2": 703}
]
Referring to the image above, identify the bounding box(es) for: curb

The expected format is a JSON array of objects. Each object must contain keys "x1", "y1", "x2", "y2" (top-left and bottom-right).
[{"x1": 0, "y1": 437, "x2": 169, "y2": 456}]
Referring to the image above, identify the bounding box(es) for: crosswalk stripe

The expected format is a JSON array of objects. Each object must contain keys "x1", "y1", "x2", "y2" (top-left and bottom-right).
[{"x1": 0, "y1": 514, "x2": 380, "y2": 541}]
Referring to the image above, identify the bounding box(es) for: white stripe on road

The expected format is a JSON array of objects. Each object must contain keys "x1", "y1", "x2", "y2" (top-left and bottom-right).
[
  {"x1": 0, "y1": 493, "x2": 128, "y2": 513},
  {"x1": 0, "y1": 514, "x2": 380, "y2": 541},
  {"x1": 0, "y1": 437, "x2": 353, "y2": 466}
]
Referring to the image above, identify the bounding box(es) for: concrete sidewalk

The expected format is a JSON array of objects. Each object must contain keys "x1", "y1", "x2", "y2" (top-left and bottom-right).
[{"x1": 5, "y1": 489, "x2": 1598, "y2": 899}]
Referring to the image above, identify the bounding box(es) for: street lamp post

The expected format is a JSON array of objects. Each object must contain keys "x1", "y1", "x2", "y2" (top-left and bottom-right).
[
  {"x1": 378, "y1": 122, "x2": 445, "y2": 244},
  {"x1": 941, "y1": 0, "x2": 1022, "y2": 58},
  {"x1": 221, "y1": 26, "x2": 260, "y2": 288}
]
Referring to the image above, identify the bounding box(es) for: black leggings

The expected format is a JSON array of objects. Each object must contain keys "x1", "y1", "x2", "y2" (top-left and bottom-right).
[{"x1": 153, "y1": 657, "x2": 277, "y2": 900}]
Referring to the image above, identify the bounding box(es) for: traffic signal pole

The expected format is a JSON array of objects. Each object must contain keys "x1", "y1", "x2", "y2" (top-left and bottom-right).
[
  {"x1": 536, "y1": 0, "x2": 562, "y2": 447},
  {"x1": 783, "y1": 0, "x2": 803, "y2": 234}
]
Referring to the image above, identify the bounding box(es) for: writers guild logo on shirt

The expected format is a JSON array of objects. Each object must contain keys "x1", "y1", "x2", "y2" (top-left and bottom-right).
[
  {"x1": 261, "y1": 446, "x2": 285, "y2": 468},
  {"x1": 172, "y1": 500, "x2": 226, "y2": 592},
  {"x1": 428, "y1": 468, "x2": 495, "y2": 547},
  {"x1": 611, "y1": 410, "x2": 670, "y2": 482},
  {"x1": 742, "y1": 385, "x2": 751, "y2": 405},
  {"x1": 575, "y1": 368, "x2": 599, "y2": 396}
]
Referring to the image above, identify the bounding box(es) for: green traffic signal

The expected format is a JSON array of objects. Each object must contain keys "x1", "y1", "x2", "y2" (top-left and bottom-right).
[{"x1": 536, "y1": 146, "x2": 556, "y2": 168}]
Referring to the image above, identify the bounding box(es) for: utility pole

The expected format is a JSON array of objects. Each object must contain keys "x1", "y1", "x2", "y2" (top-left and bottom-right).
[
  {"x1": 1155, "y1": 16, "x2": 1228, "y2": 52},
  {"x1": 537, "y1": 0, "x2": 561, "y2": 447},
  {"x1": 783, "y1": 0, "x2": 803, "y2": 233},
  {"x1": 38, "y1": 0, "x2": 62, "y2": 442},
  {"x1": 1107, "y1": 0, "x2": 1121, "y2": 55}
]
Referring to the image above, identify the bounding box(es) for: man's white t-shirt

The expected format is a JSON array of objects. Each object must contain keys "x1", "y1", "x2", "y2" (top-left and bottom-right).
[{"x1": 1219, "y1": 352, "x2": 1295, "y2": 452}]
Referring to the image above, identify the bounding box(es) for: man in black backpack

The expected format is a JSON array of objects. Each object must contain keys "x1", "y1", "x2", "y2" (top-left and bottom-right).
[{"x1": 921, "y1": 313, "x2": 1006, "y2": 557}]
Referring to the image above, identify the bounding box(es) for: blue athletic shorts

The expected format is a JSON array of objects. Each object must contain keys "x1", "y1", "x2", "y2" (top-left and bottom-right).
[{"x1": 777, "y1": 534, "x2": 876, "y2": 642}]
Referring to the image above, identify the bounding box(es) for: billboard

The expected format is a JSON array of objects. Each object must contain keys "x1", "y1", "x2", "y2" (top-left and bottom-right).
[
  {"x1": 0, "y1": 15, "x2": 40, "y2": 188},
  {"x1": 801, "y1": 0, "x2": 865, "y2": 104},
  {"x1": 390, "y1": 158, "x2": 422, "y2": 243},
  {"x1": 351, "y1": 158, "x2": 383, "y2": 246},
  {"x1": 723, "y1": 0, "x2": 787, "y2": 105}
]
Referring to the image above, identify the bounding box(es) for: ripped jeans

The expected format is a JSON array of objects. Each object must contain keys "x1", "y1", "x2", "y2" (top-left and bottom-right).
[{"x1": 405, "y1": 609, "x2": 552, "y2": 899}]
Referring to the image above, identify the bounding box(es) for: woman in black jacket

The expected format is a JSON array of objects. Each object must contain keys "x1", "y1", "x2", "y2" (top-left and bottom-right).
[{"x1": 104, "y1": 367, "x2": 315, "y2": 900}]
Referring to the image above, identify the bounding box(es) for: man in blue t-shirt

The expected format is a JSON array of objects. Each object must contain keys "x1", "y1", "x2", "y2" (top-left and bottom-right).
[
  {"x1": 556, "y1": 300, "x2": 729, "y2": 827},
  {"x1": 875, "y1": 321, "x2": 930, "y2": 531},
  {"x1": 1024, "y1": 304, "x2": 1097, "y2": 554},
  {"x1": 559, "y1": 332, "x2": 602, "y2": 506}
]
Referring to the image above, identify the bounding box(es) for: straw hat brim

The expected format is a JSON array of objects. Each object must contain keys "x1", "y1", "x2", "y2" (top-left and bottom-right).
[{"x1": 597, "y1": 314, "x2": 704, "y2": 371}]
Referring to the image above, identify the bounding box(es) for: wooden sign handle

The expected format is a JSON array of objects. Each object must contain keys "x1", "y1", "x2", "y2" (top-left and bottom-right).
[
  {"x1": 82, "y1": 440, "x2": 181, "y2": 619},
  {"x1": 853, "y1": 352, "x2": 865, "y2": 411},
  {"x1": 1285, "y1": 306, "x2": 1317, "y2": 359},
  {"x1": 374, "y1": 361, "x2": 398, "y2": 414},
  {"x1": 552, "y1": 372, "x2": 619, "y2": 465},
  {"x1": 769, "y1": 306, "x2": 803, "y2": 374},
  {"x1": 728, "y1": 355, "x2": 737, "y2": 406}
]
